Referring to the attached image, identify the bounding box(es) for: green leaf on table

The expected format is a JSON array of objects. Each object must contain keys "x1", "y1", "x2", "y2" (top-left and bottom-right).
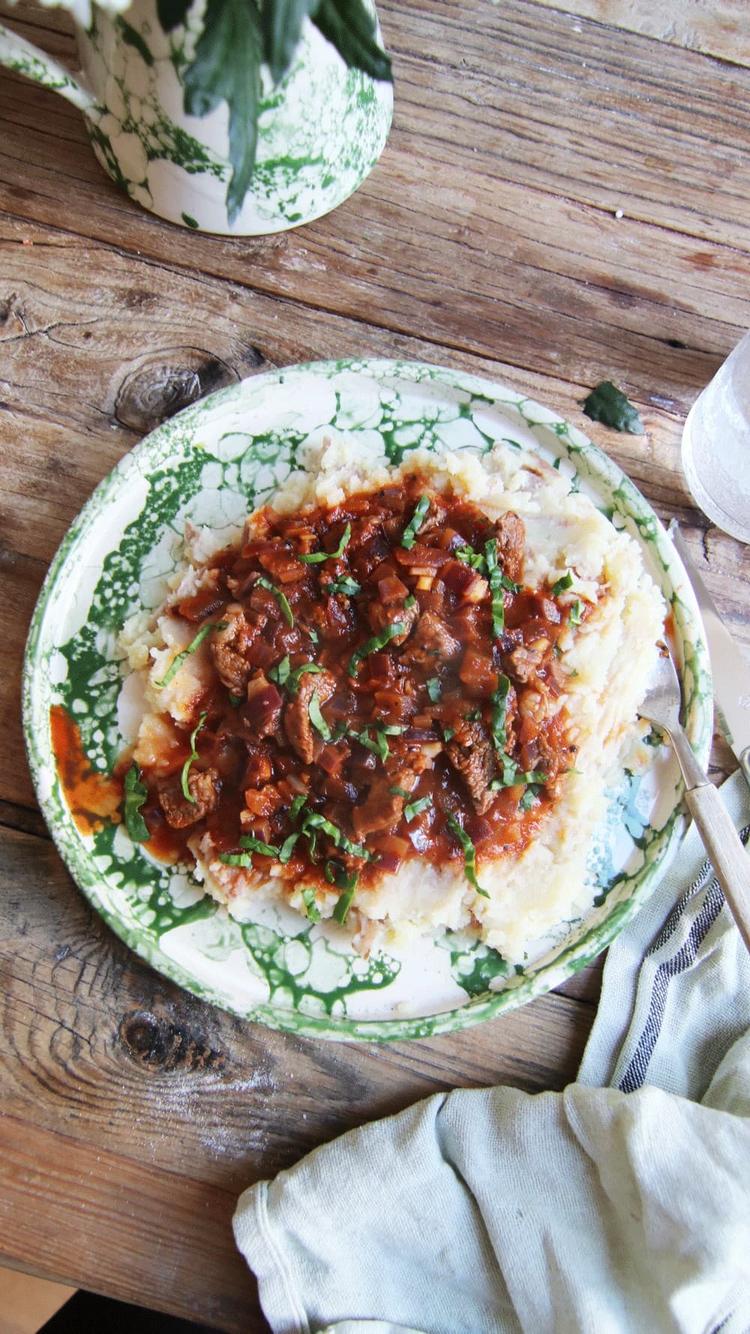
[
  {"x1": 183, "y1": 0, "x2": 263, "y2": 225},
  {"x1": 157, "y1": 0, "x2": 191, "y2": 31},
  {"x1": 312, "y1": 0, "x2": 392, "y2": 82},
  {"x1": 581, "y1": 381, "x2": 644, "y2": 435}
]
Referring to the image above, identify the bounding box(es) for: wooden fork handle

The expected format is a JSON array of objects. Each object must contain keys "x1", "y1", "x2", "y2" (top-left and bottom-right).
[{"x1": 684, "y1": 781, "x2": 750, "y2": 954}]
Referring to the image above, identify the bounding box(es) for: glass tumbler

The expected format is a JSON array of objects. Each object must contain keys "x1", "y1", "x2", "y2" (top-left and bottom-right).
[{"x1": 681, "y1": 332, "x2": 750, "y2": 543}]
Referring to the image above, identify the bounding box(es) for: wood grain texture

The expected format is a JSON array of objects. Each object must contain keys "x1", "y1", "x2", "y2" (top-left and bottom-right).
[
  {"x1": 532, "y1": 0, "x2": 750, "y2": 69},
  {"x1": 1, "y1": 0, "x2": 750, "y2": 1323}
]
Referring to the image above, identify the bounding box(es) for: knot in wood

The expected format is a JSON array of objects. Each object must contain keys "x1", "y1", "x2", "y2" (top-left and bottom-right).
[
  {"x1": 114, "y1": 347, "x2": 239, "y2": 433},
  {"x1": 118, "y1": 1009, "x2": 225, "y2": 1074}
]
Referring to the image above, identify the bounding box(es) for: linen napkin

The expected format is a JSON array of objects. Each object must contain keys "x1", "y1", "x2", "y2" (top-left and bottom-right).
[{"x1": 233, "y1": 772, "x2": 750, "y2": 1334}]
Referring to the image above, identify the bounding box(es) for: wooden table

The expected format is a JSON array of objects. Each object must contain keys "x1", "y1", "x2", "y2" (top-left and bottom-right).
[{"x1": 2, "y1": 1, "x2": 749, "y2": 1327}]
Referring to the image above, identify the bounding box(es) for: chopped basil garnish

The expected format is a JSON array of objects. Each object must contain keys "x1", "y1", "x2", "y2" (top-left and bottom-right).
[
  {"x1": 401, "y1": 495, "x2": 430, "y2": 550},
  {"x1": 332, "y1": 877, "x2": 358, "y2": 923},
  {"x1": 404, "y1": 594, "x2": 416, "y2": 609},
  {"x1": 298, "y1": 522, "x2": 352, "y2": 564},
  {"x1": 569, "y1": 599, "x2": 583, "y2": 626},
  {"x1": 490, "y1": 766, "x2": 547, "y2": 792},
  {"x1": 325, "y1": 575, "x2": 361, "y2": 597},
  {"x1": 288, "y1": 662, "x2": 325, "y2": 693},
  {"x1": 308, "y1": 691, "x2": 331, "y2": 741},
  {"x1": 154, "y1": 620, "x2": 227, "y2": 688},
  {"x1": 123, "y1": 764, "x2": 149, "y2": 842},
  {"x1": 490, "y1": 674, "x2": 511, "y2": 759},
  {"x1": 289, "y1": 794, "x2": 307, "y2": 822},
  {"x1": 308, "y1": 627, "x2": 320, "y2": 645},
  {"x1": 551, "y1": 571, "x2": 573, "y2": 596},
  {"x1": 404, "y1": 795, "x2": 432, "y2": 821},
  {"x1": 301, "y1": 810, "x2": 369, "y2": 859},
  {"x1": 228, "y1": 692, "x2": 244, "y2": 707},
  {"x1": 270, "y1": 658, "x2": 325, "y2": 695},
  {"x1": 219, "y1": 833, "x2": 281, "y2": 866},
  {"x1": 456, "y1": 544, "x2": 486, "y2": 572},
  {"x1": 389, "y1": 785, "x2": 412, "y2": 798},
  {"x1": 426, "y1": 677, "x2": 441, "y2": 703},
  {"x1": 442, "y1": 725, "x2": 455, "y2": 742},
  {"x1": 180, "y1": 710, "x2": 207, "y2": 803},
  {"x1": 446, "y1": 815, "x2": 489, "y2": 898},
  {"x1": 520, "y1": 786, "x2": 541, "y2": 811},
  {"x1": 348, "y1": 622, "x2": 406, "y2": 676},
  {"x1": 279, "y1": 832, "x2": 300, "y2": 863},
  {"x1": 256, "y1": 575, "x2": 294, "y2": 627},
  {"x1": 301, "y1": 886, "x2": 321, "y2": 922},
  {"x1": 484, "y1": 538, "x2": 505, "y2": 637},
  {"x1": 240, "y1": 834, "x2": 281, "y2": 856},
  {"x1": 268, "y1": 654, "x2": 291, "y2": 686},
  {"x1": 352, "y1": 722, "x2": 406, "y2": 763}
]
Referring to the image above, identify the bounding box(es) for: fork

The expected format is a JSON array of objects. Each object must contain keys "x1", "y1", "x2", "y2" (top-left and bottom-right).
[{"x1": 639, "y1": 650, "x2": 750, "y2": 953}]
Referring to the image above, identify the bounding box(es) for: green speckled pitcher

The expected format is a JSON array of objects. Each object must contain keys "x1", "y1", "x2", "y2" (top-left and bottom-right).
[{"x1": 0, "y1": 0, "x2": 393, "y2": 234}]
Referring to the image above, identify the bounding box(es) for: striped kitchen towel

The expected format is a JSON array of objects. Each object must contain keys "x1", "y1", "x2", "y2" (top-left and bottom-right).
[{"x1": 234, "y1": 770, "x2": 750, "y2": 1334}]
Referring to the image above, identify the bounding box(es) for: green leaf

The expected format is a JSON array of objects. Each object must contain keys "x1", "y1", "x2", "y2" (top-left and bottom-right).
[
  {"x1": 400, "y1": 495, "x2": 430, "y2": 550},
  {"x1": 289, "y1": 794, "x2": 307, "y2": 822},
  {"x1": 183, "y1": 0, "x2": 263, "y2": 225},
  {"x1": 312, "y1": 0, "x2": 392, "y2": 82},
  {"x1": 404, "y1": 795, "x2": 431, "y2": 822},
  {"x1": 581, "y1": 381, "x2": 644, "y2": 435},
  {"x1": 426, "y1": 677, "x2": 441, "y2": 703},
  {"x1": 308, "y1": 690, "x2": 332, "y2": 741},
  {"x1": 301, "y1": 885, "x2": 321, "y2": 922},
  {"x1": 180, "y1": 710, "x2": 208, "y2": 802},
  {"x1": 154, "y1": 621, "x2": 227, "y2": 688},
  {"x1": 279, "y1": 831, "x2": 300, "y2": 862},
  {"x1": 490, "y1": 674, "x2": 511, "y2": 760},
  {"x1": 256, "y1": 574, "x2": 294, "y2": 627},
  {"x1": 123, "y1": 764, "x2": 149, "y2": 842},
  {"x1": 298, "y1": 521, "x2": 352, "y2": 564},
  {"x1": 332, "y1": 877, "x2": 358, "y2": 923},
  {"x1": 262, "y1": 0, "x2": 318, "y2": 82},
  {"x1": 446, "y1": 815, "x2": 489, "y2": 898},
  {"x1": 456, "y1": 544, "x2": 486, "y2": 573},
  {"x1": 324, "y1": 575, "x2": 361, "y2": 597},
  {"x1": 348, "y1": 621, "x2": 406, "y2": 676},
  {"x1": 301, "y1": 810, "x2": 368, "y2": 859},
  {"x1": 268, "y1": 654, "x2": 291, "y2": 687},
  {"x1": 484, "y1": 538, "x2": 505, "y2": 638},
  {"x1": 156, "y1": 0, "x2": 191, "y2": 31},
  {"x1": 218, "y1": 833, "x2": 282, "y2": 864},
  {"x1": 569, "y1": 599, "x2": 583, "y2": 626},
  {"x1": 551, "y1": 571, "x2": 573, "y2": 596}
]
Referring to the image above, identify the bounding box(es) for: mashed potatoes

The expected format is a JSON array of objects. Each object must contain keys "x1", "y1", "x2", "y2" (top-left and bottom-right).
[{"x1": 120, "y1": 434, "x2": 665, "y2": 963}]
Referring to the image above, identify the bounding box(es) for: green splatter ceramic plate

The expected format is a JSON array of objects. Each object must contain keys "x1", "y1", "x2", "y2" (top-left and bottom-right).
[{"x1": 23, "y1": 359, "x2": 712, "y2": 1041}]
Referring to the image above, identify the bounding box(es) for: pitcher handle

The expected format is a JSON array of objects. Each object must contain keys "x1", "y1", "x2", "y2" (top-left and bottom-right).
[{"x1": 0, "y1": 19, "x2": 97, "y2": 112}]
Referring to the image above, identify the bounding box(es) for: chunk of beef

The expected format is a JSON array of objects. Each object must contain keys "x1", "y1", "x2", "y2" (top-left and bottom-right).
[
  {"x1": 352, "y1": 778, "x2": 406, "y2": 837},
  {"x1": 211, "y1": 607, "x2": 255, "y2": 693},
  {"x1": 403, "y1": 611, "x2": 461, "y2": 667},
  {"x1": 284, "y1": 669, "x2": 336, "y2": 765},
  {"x1": 446, "y1": 721, "x2": 496, "y2": 815},
  {"x1": 495, "y1": 512, "x2": 526, "y2": 584},
  {"x1": 368, "y1": 595, "x2": 419, "y2": 646},
  {"x1": 243, "y1": 674, "x2": 283, "y2": 738},
  {"x1": 158, "y1": 767, "x2": 220, "y2": 829},
  {"x1": 507, "y1": 639, "x2": 549, "y2": 683}
]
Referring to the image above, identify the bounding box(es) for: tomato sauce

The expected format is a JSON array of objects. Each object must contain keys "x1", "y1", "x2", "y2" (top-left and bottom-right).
[
  {"x1": 128, "y1": 477, "x2": 582, "y2": 897},
  {"x1": 50, "y1": 705, "x2": 122, "y2": 835}
]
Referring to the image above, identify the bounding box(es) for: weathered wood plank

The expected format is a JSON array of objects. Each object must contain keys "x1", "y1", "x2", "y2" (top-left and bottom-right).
[
  {"x1": 0, "y1": 1114, "x2": 261, "y2": 1333},
  {"x1": 2, "y1": 213, "x2": 746, "y2": 811},
  {"x1": 0, "y1": 819, "x2": 595, "y2": 1317},
  {"x1": 531, "y1": 0, "x2": 750, "y2": 69}
]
